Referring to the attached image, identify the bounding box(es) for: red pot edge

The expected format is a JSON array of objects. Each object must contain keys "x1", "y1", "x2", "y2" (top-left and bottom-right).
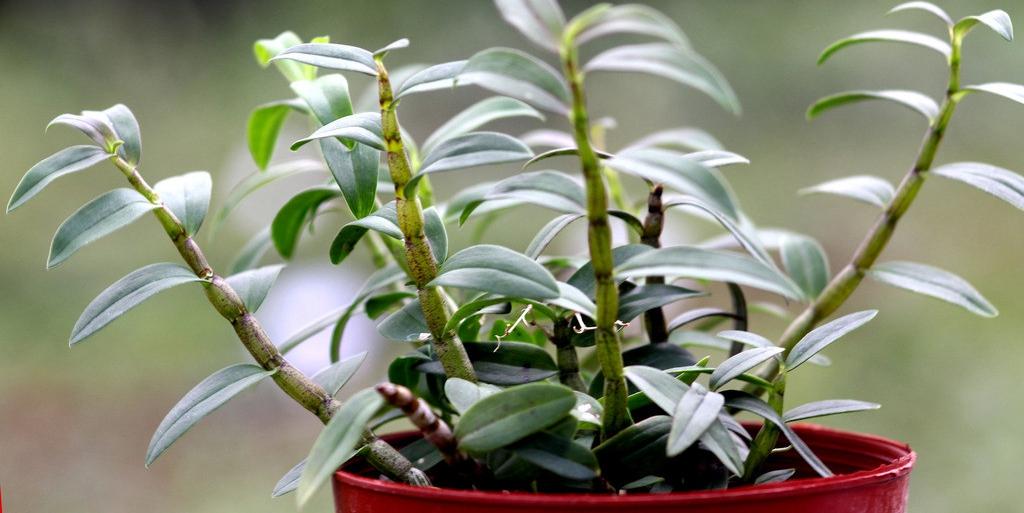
[{"x1": 334, "y1": 423, "x2": 916, "y2": 506}]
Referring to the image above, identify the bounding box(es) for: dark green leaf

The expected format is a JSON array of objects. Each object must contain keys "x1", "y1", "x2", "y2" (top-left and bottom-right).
[
  {"x1": 786, "y1": 310, "x2": 877, "y2": 370},
  {"x1": 146, "y1": 364, "x2": 275, "y2": 467},
  {"x1": 931, "y1": 161, "x2": 1024, "y2": 211},
  {"x1": 593, "y1": 415, "x2": 671, "y2": 487},
  {"x1": 617, "y1": 284, "x2": 704, "y2": 322},
  {"x1": 725, "y1": 394, "x2": 832, "y2": 478},
  {"x1": 462, "y1": 47, "x2": 571, "y2": 114},
  {"x1": 225, "y1": 264, "x2": 284, "y2": 312},
  {"x1": 417, "y1": 341, "x2": 557, "y2": 385},
  {"x1": 424, "y1": 96, "x2": 544, "y2": 154},
  {"x1": 292, "y1": 112, "x2": 384, "y2": 151},
  {"x1": 273, "y1": 42, "x2": 377, "y2": 77},
  {"x1": 48, "y1": 188, "x2": 157, "y2": 268},
  {"x1": 954, "y1": 10, "x2": 1013, "y2": 41},
  {"x1": 510, "y1": 431, "x2": 598, "y2": 481},
  {"x1": 7, "y1": 145, "x2": 112, "y2": 212},
  {"x1": 818, "y1": 30, "x2": 951, "y2": 64},
  {"x1": 868, "y1": 261, "x2": 997, "y2": 317},
  {"x1": 783, "y1": 399, "x2": 880, "y2": 423},
  {"x1": 104, "y1": 104, "x2": 142, "y2": 166},
  {"x1": 697, "y1": 417, "x2": 745, "y2": 476},
  {"x1": 889, "y1": 2, "x2": 952, "y2": 26},
  {"x1": 311, "y1": 351, "x2": 367, "y2": 396},
  {"x1": 708, "y1": 347, "x2": 783, "y2": 390},
  {"x1": 616, "y1": 246, "x2": 805, "y2": 301},
  {"x1": 364, "y1": 291, "x2": 416, "y2": 319},
  {"x1": 329, "y1": 201, "x2": 402, "y2": 264},
  {"x1": 455, "y1": 382, "x2": 576, "y2": 454},
  {"x1": 667, "y1": 383, "x2": 724, "y2": 456},
  {"x1": 247, "y1": 100, "x2": 306, "y2": 169},
  {"x1": 431, "y1": 244, "x2": 559, "y2": 300},
  {"x1": 271, "y1": 186, "x2": 341, "y2": 259},
  {"x1": 779, "y1": 233, "x2": 830, "y2": 299},
  {"x1": 154, "y1": 171, "x2": 211, "y2": 236},
  {"x1": 495, "y1": 0, "x2": 565, "y2": 52},
  {"x1": 808, "y1": 90, "x2": 939, "y2": 122},
  {"x1": 297, "y1": 388, "x2": 384, "y2": 507},
  {"x1": 584, "y1": 43, "x2": 740, "y2": 115},
  {"x1": 325, "y1": 141, "x2": 380, "y2": 219},
  {"x1": 799, "y1": 175, "x2": 895, "y2": 208}
]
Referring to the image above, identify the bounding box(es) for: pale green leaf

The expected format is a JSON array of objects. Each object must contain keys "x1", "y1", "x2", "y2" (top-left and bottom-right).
[
  {"x1": 210, "y1": 160, "x2": 324, "y2": 236},
  {"x1": 292, "y1": 112, "x2": 384, "y2": 151},
  {"x1": 931, "y1": 162, "x2": 1024, "y2": 211},
  {"x1": 154, "y1": 171, "x2": 211, "y2": 236},
  {"x1": 228, "y1": 228, "x2": 274, "y2": 275},
  {"x1": 272, "y1": 459, "x2": 305, "y2": 498},
  {"x1": 574, "y1": 3, "x2": 690, "y2": 48},
  {"x1": 311, "y1": 352, "x2": 367, "y2": 396},
  {"x1": 708, "y1": 347, "x2": 783, "y2": 390},
  {"x1": 225, "y1": 264, "x2": 284, "y2": 312},
  {"x1": 7, "y1": 145, "x2": 112, "y2": 212},
  {"x1": 525, "y1": 213, "x2": 583, "y2": 258},
  {"x1": 430, "y1": 244, "x2": 559, "y2": 300},
  {"x1": 779, "y1": 232, "x2": 830, "y2": 299},
  {"x1": 626, "y1": 127, "x2": 723, "y2": 152},
  {"x1": 954, "y1": 10, "x2": 1013, "y2": 41},
  {"x1": 461, "y1": 47, "x2": 571, "y2": 114},
  {"x1": 272, "y1": 42, "x2": 377, "y2": 76},
  {"x1": 48, "y1": 112, "x2": 118, "y2": 149},
  {"x1": 48, "y1": 188, "x2": 157, "y2": 268},
  {"x1": 783, "y1": 399, "x2": 880, "y2": 423},
  {"x1": 889, "y1": 2, "x2": 953, "y2": 26},
  {"x1": 726, "y1": 394, "x2": 832, "y2": 477},
  {"x1": 610, "y1": 147, "x2": 741, "y2": 219},
  {"x1": 960, "y1": 82, "x2": 1024, "y2": 107},
  {"x1": 423, "y1": 96, "x2": 544, "y2": 154},
  {"x1": 787, "y1": 310, "x2": 877, "y2": 370},
  {"x1": 394, "y1": 60, "x2": 467, "y2": 99},
  {"x1": 808, "y1": 90, "x2": 939, "y2": 121},
  {"x1": 495, "y1": 0, "x2": 566, "y2": 52},
  {"x1": 868, "y1": 260, "x2": 997, "y2": 317},
  {"x1": 799, "y1": 175, "x2": 895, "y2": 208},
  {"x1": 104, "y1": 104, "x2": 142, "y2": 166},
  {"x1": 818, "y1": 30, "x2": 951, "y2": 64},
  {"x1": 667, "y1": 383, "x2": 724, "y2": 456}
]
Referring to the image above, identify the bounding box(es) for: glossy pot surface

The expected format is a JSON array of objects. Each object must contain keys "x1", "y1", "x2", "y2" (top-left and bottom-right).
[{"x1": 333, "y1": 423, "x2": 914, "y2": 513}]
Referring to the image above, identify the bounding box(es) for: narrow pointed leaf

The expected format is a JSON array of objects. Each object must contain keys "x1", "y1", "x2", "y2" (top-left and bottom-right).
[
  {"x1": 8, "y1": 145, "x2": 112, "y2": 212},
  {"x1": 709, "y1": 347, "x2": 784, "y2": 390},
  {"x1": 146, "y1": 364, "x2": 275, "y2": 467},
  {"x1": 787, "y1": 310, "x2": 877, "y2": 370},
  {"x1": 526, "y1": 213, "x2": 584, "y2": 258},
  {"x1": 617, "y1": 284, "x2": 704, "y2": 322},
  {"x1": 610, "y1": 147, "x2": 740, "y2": 219},
  {"x1": 755, "y1": 468, "x2": 797, "y2": 484},
  {"x1": 684, "y1": 150, "x2": 749, "y2": 168},
  {"x1": 462, "y1": 47, "x2": 571, "y2": 114},
  {"x1": 271, "y1": 186, "x2": 341, "y2": 259},
  {"x1": 667, "y1": 383, "x2": 725, "y2": 456},
  {"x1": 779, "y1": 233, "x2": 830, "y2": 299},
  {"x1": 430, "y1": 244, "x2": 559, "y2": 300},
  {"x1": 663, "y1": 195, "x2": 774, "y2": 270},
  {"x1": 519, "y1": 129, "x2": 575, "y2": 149},
  {"x1": 616, "y1": 246, "x2": 805, "y2": 301},
  {"x1": 551, "y1": 282, "x2": 597, "y2": 317},
  {"x1": 329, "y1": 201, "x2": 402, "y2": 264},
  {"x1": 394, "y1": 60, "x2": 467, "y2": 99},
  {"x1": 462, "y1": 170, "x2": 585, "y2": 222},
  {"x1": 667, "y1": 308, "x2": 740, "y2": 332},
  {"x1": 495, "y1": 0, "x2": 565, "y2": 52},
  {"x1": 954, "y1": 10, "x2": 1013, "y2": 41},
  {"x1": 272, "y1": 43, "x2": 377, "y2": 76},
  {"x1": 511, "y1": 430, "x2": 599, "y2": 481},
  {"x1": 808, "y1": 90, "x2": 939, "y2": 121},
  {"x1": 417, "y1": 341, "x2": 558, "y2": 385},
  {"x1": 697, "y1": 418, "x2": 745, "y2": 476},
  {"x1": 247, "y1": 100, "x2": 306, "y2": 169},
  {"x1": 818, "y1": 30, "x2": 951, "y2": 64},
  {"x1": 104, "y1": 104, "x2": 142, "y2": 165},
  {"x1": 225, "y1": 264, "x2": 284, "y2": 312},
  {"x1": 48, "y1": 188, "x2": 157, "y2": 268},
  {"x1": 424, "y1": 96, "x2": 544, "y2": 154},
  {"x1": 292, "y1": 112, "x2": 384, "y2": 151},
  {"x1": 624, "y1": 365, "x2": 689, "y2": 414},
  {"x1": 784, "y1": 399, "x2": 880, "y2": 423},
  {"x1": 627, "y1": 127, "x2": 723, "y2": 152},
  {"x1": 418, "y1": 132, "x2": 533, "y2": 175},
  {"x1": 71, "y1": 263, "x2": 203, "y2": 345},
  {"x1": 961, "y1": 83, "x2": 1024, "y2": 107},
  {"x1": 523, "y1": 147, "x2": 614, "y2": 168},
  {"x1": 454, "y1": 383, "x2": 576, "y2": 454},
  {"x1": 931, "y1": 162, "x2": 1024, "y2": 211},
  {"x1": 296, "y1": 388, "x2": 384, "y2": 507},
  {"x1": 868, "y1": 260, "x2": 997, "y2": 317},
  {"x1": 311, "y1": 352, "x2": 367, "y2": 396},
  {"x1": 229, "y1": 228, "x2": 274, "y2": 275},
  {"x1": 585, "y1": 43, "x2": 740, "y2": 114},
  {"x1": 272, "y1": 459, "x2": 305, "y2": 498},
  {"x1": 154, "y1": 171, "x2": 211, "y2": 236},
  {"x1": 726, "y1": 394, "x2": 832, "y2": 477},
  {"x1": 799, "y1": 175, "x2": 894, "y2": 208},
  {"x1": 373, "y1": 38, "x2": 409, "y2": 57},
  {"x1": 575, "y1": 4, "x2": 690, "y2": 48},
  {"x1": 889, "y1": 2, "x2": 953, "y2": 26},
  {"x1": 716, "y1": 330, "x2": 774, "y2": 348},
  {"x1": 210, "y1": 160, "x2": 325, "y2": 236}
]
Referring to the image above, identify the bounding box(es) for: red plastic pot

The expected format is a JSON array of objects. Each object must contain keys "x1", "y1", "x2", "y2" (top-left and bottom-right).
[{"x1": 333, "y1": 423, "x2": 915, "y2": 513}]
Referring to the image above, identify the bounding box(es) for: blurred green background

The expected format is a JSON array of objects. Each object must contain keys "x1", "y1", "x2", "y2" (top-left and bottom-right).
[{"x1": 2, "y1": 0, "x2": 1023, "y2": 511}]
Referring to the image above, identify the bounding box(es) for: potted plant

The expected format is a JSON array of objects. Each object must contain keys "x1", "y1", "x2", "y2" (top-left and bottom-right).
[{"x1": 8, "y1": 1, "x2": 1023, "y2": 511}]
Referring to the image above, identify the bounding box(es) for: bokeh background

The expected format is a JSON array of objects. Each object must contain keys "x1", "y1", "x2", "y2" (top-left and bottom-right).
[{"x1": 2, "y1": 0, "x2": 1022, "y2": 511}]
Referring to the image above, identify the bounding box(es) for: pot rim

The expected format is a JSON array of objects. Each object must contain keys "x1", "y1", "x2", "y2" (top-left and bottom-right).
[{"x1": 334, "y1": 423, "x2": 915, "y2": 506}]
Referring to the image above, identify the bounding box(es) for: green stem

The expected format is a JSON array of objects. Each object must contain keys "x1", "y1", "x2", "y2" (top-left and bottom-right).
[
  {"x1": 640, "y1": 185, "x2": 669, "y2": 344},
  {"x1": 551, "y1": 320, "x2": 587, "y2": 392},
  {"x1": 109, "y1": 156, "x2": 422, "y2": 484},
  {"x1": 375, "y1": 57, "x2": 477, "y2": 383},
  {"x1": 561, "y1": 42, "x2": 631, "y2": 438},
  {"x1": 743, "y1": 371, "x2": 786, "y2": 480}
]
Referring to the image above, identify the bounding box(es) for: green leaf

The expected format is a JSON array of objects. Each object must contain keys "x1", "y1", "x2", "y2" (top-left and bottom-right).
[
  {"x1": 627, "y1": 127, "x2": 723, "y2": 152},
  {"x1": 698, "y1": 417, "x2": 746, "y2": 476},
  {"x1": 593, "y1": 416, "x2": 671, "y2": 487},
  {"x1": 444, "y1": 377, "x2": 499, "y2": 414},
  {"x1": 48, "y1": 188, "x2": 157, "y2": 268},
  {"x1": 247, "y1": 100, "x2": 306, "y2": 170},
  {"x1": 609, "y1": 147, "x2": 740, "y2": 219},
  {"x1": 522, "y1": 147, "x2": 613, "y2": 168},
  {"x1": 713, "y1": 330, "x2": 833, "y2": 367},
  {"x1": 510, "y1": 430, "x2": 598, "y2": 481},
  {"x1": 146, "y1": 364, "x2": 275, "y2": 467},
  {"x1": 271, "y1": 186, "x2": 341, "y2": 259},
  {"x1": 392, "y1": 60, "x2": 465, "y2": 99},
  {"x1": 616, "y1": 246, "x2": 805, "y2": 301},
  {"x1": 569, "y1": 243, "x2": 652, "y2": 298},
  {"x1": 495, "y1": 0, "x2": 566, "y2": 52},
  {"x1": 779, "y1": 233, "x2": 830, "y2": 299},
  {"x1": 519, "y1": 128, "x2": 575, "y2": 149},
  {"x1": 225, "y1": 264, "x2": 284, "y2": 312},
  {"x1": 954, "y1": 10, "x2": 1013, "y2": 41},
  {"x1": 229, "y1": 228, "x2": 274, "y2": 275},
  {"x1": 296, "y1": 388, "x2": 383, "y2": 507},
  {"x1": 584, "y1": 43, "x2": 740, "y2": 115},
  {"x1": 154, "y1": 171, "x2": 211, "y2": 236},
  {"x1": 423, "y1": 207, "x2": 448, "y2": 263},
  {"x1": 462, "y1": 47, "x2": 571, "y2": 114},
  {"x1": 617, "y1": 284, "x2": 704, "y2": 322},
  {"x1": 311, "y1": 352, "x2": 367, "y2": 396},
  {"x1": 667, "y1": 309, "x2": 740, "y2": 333},
  {"x1": 931, "y1": 162, "x2": 1024, "y2": 211},
  {"x1": 708, "y1": 347, "x2": 784, "y2": 390},
  {"x1": 462, "y1": 170, "x2": 585, "y2": 222},
  {"x1": 407, "y1": 132, "x2": 533, "y2": 195},
  {"x1": 292, "y1": 112, "x2": 384, "y2": 151},
  {"x1": 683, "y1": 150, "x2": 750, "y2": 168},
  {"x1": 365, "y1": 291, "x2": 416, "y2": 319},
  {"x1": 889, "y1": 2, "x2": 953, "y2": 26},
  {"x1": 104, "y1": 104, "x2": 142, "y2": 166},
  {"x1": 71, "y1": 263, "x2": 203, "y2": 345},
  {"x1": 715, "y1": 330, "x2": 774, "y2": 348},
  {"x1": 329, "y1": 202, "x2": 402, "y2": 264},
  {"x1": 254, "y1": 31, "x2": 314, "y2": 82},
  {"x1": 425, "y1": 97, "x2": 544, "y2": 155},
  {"x1": 787, "y1": 310, "x2": 877, "y2": 370},
  {"x1": 431, "y1": 244, "x2": 559, "y2": 300},
  {"x1": 725, "y1": 394, "x2": 832, "y2": 478},
  {"x1": 784, "y1": 399, "x2": 880, "y2": 423},
  {"x1": 291, "y1": 74, "x2": 354, "y2": 127},
  {"x1": 552, "y1": 282, "x2": 597, "y2": 317},
  {"x1": 818, "y1": 30, "x2": 951, "y2": 64},
  {"x1": 799, "y1": 175, "x2": 895, "y2": 208},
  {"x1": 48, "y1": 112, "x2": 118, "y2": 149},
  {"x1": 624, "y1": 365, "x2": 688, "y2": 414},
  {"x1": 808, "y1": 90, "x2": 939, "y2": 122},
  {"x1": 210, "y1": 160, "x2": 324, "y2": 236},
  {"x1": 417, "y1": 341, "x2": 558, "y2": 385},
  {"x1": 7, "y1": 145, "x2": 112, "y2": 212},
  {"x1": 378, "y1": 299, "x2": 430, "y2": 342},
  {"x1": 574, "y1": 3, "x2": 690, "y2": 48},
  {"x1": 272, "y1": 459, "x2": 305, "y2": 498},
  {"x1": 868, "y1": 260, "x2": 997, "y2": 317},
  {"x1": 454, "y1": 382, "x2": 576, "y2": 454},
  {"x1": 526, "y1": 213, "x2": 584, "y2": 259},
  {"x1": 326, "y1": 141, "x2": 380, "y2": 219},
  {"x1": 662, "y1": 195, "x2": 774, "y2": 270},
  {"x1": 755, "y1": 468, "x2": 796, "y2": 484},
  {"x1": 273, "y1": 42, "x2": 377, "y2": 77},
  {"x1": 960, "y1": 82, "x2": 1024, "y2": 107},
  {"x1": 667, "y1": 383, "x2": 725, "y2": 457},
  {"x1": 373, "y1": 38, "x2": 409, "y2": 57}
]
